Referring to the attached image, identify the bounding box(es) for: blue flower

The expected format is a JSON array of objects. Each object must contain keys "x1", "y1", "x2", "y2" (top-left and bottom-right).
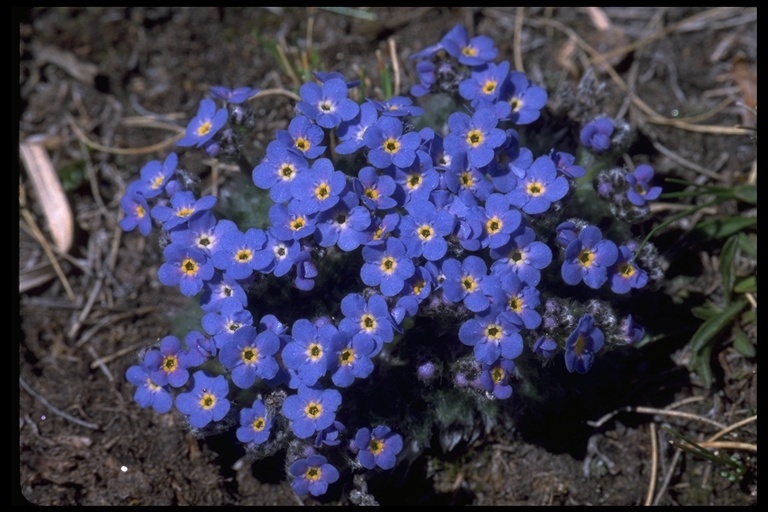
[
  {"x1": 441, "y1": 255, "x2": 492, "y2": 313},
  {"x1": 399, "y1": 199, "x2": 455, "y2": 261},
  {"x1": 459, "y1": 306, "x2": 523, "y2": 364},
  {"x1": 338, "y1": 292, "x2": 396, "y2": 356},
  {"x1": 479, "y1": 358, "x2": 516, "y2": 399},
  {"x1": 354, "y1": 426, "x2": 403, "y2": 470},
  {"x1": 268, "y1": 201, "x2": 317, "y2": 241},
  {"x1": 360, "y1": 237, "x2": 415, "y2": 296},
  {"x1": 146, "y1": 335, "x2": 190, "y2": 388},
  {"x1": 619, "y1": 314, "x2": 645, "y2": 344},
  {"x1": 134, "y1": 152, "x2": 178, "y2": 198},
  {"x1": 175, "y1": 370, "x2": 231, "y2": 428},
  {"x1": 219, "y1": 325, "x2": 281, "y2": 388},
  {"x1": 282, "y1": 385, "x2": 342, "y2": 439},
  {"x1": 157, "y1": 243, "x2": 214, "y2": 297},
  {"x1": 490, "y1": 272, "x2": 542, "y2": 330},
  {"x1": 564, "y1": 314, "x2": 605, "y2": 374},
  {"x1": 549, "y1": 149, "x2": 586, "y2": 179},
  {"x1": 354, "y1": 166, "x2": 398, "y2": 211},
  {"x1": 177, "y1": 98, "x2": 228, "y2": 148},
  {"x1": 314, "y1": 420, "x2": 346, "y2": 448},
  {"x1": 119, "y1": 188, "x2": 152, "y2": 236},
  {"x1": 289, "y1": 455, "x2": 340, "y2": 497},
  {"x1": 282, "y1": 318, "x2": 337, "y2": 387},
  {"x1": 179, "y1": 330, "x2": 217, "y2": 367},
  {"x1": 479, "y1": 193, "x2": 522, "y2": 249},
  {"x1": 498, "y1": 71, "x2": 548, "y2": 125},
  {"x1": 506, "y1": 155, "x2": 569, "y2": 215},
  {"x1": 458, "y1": 61, "x2": 509, "y2": 107},
  {"x1": 255, "y1": 231, "x2": 301, "y2": 277},
  {"x1": 199, "y1": 270, "x2": 248, "y2": 313},
  {"x1": 561, "y1": 225, "x2": 619, "y2": 289},
  {"x1": 532, "y1": 336, "x2": 558, "y2": 359},
  {"x1": 409, "y1": 59, "x2": 436, "y2": 97},
  {"x1": 444, "y1": 108, "x2": 507, "y2": 169},
  {"x1": 210, "y1": 225, "x2": 268, "y2": 280},
  {"x1": 363, "y1": 115, "x2": 422, "y2": 169},
  {"x1": 371, "y1": 95, "x2": 424, "y2": 118},
  {"x1": 335, "y1": 101, "x2": 379, "y2": 155},
  {"x1": 236, "y1": 399, "x2": 272, "y2": 444},
  {"x1": 328, "y1": 330, "x2": 375, "y2": 388},
  {"x1": 440, "y1": 24, "x2": 498, "y2": 66},
  {"x1": 580, "y1": 117, "x2": 614, "y2": 153},
  {"x1": 252, "y1": 140, "x2": 310, "y2": 203},
  {"x1": 608, "y1": 245, "x2": 649, "y2": 294},
  {"x1": 202, "y1": 296, "x2": 254, "y2": 348},
  {"x1": 210, "y1": 85, "x2": 259, "y2": 104},
  {"x1": 125, "y1": 359, "x2": 173, "y2": 414},
  {"x1": 151, "y1": 190, "x2": 217, "y2": 232},
  {"x1": 626, "y1": 164, "x2": 662, "y2": 206},
  {"x1": 392, "y1": 151, "x2": 440, "y2": 204},
  {"x1": 276, "y1": 115, "x2": 326, "y2": 159},
  {"x1": 296, "y1": 77, "x2": 359, "y2": 129},
  {"x1": 314, "y1": 191, "x2": 372, "y2": 252},
  {"x1": 290, "y1": 157, "x2": 348, "y2": 215},
  {"x1": 443, "y1": 151, "x2": 494, "y2": 206}
]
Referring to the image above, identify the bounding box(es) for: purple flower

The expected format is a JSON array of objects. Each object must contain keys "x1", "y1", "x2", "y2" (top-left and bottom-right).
[
  {"x1": 282, "y1": 385, "x2": 342, "y2": 439},
  {"x1": 364, "y1": 115, "x2": 422, "y2": 169},
  {"x1": 549, "y1": 149, "x2": 586, "y2": 179},
  {"x1": 626, "y1": 164, "x2": 662, "y2": 206},
  {"x1": 289, "y1": 455, "x2": 340, "y2": 497},
  {"x1": 580, "y1": 117, "x2": 614, "y2": 153},
  {"x1": 564, "y1": 314, "x2": 605, "y2": 374},
  {"x1": 252, "y1": 140, "x2": 310, "y2": 203},
  {"x1": 532, "y1": 336, "x2": 558, "y2": 359},
  {"x1": 296, "y1": 77, "x2": 359, "y2": 129},
  {"x1": 498, "y1": 71, "x2": 548, "y2": 125},
  {"x1": 219, "y1": 325, "x2": 281, "y2": 388},
  {"x1": 440, "y1": 24, "x2": 498, "y2": 66},
  {"x1": 125, "y1": 358, "x2": 173, "y2": 414},
  {"x1": 506, "y1": 155, "x2": 569, "y2": 215},
  {"x1": 354, "y1": 426, "x2": 403, "y2": 470},
  {"x1": 236, "y1": 399, "x2": 272, "y2": 444},
  {"x1": 444, "y1": 108, "x2": 507, "y2": 169},
  {"x1": 177, "y1": 98, "x2": 228, "y2": 148},
  {"x1": 157, "y1": 243, "x2": 214, "y2": 297},
  {"x1": 619, "y1": 314, "x2": 645, "y2": 344},
  {"x1": 175, "y1": 370, "x2": 231, "y2": 428},
  {"x1": 561, "y1": 226, "x2": 619, "y2": 289},
  {"x1": 459, "y1": 306, "x2": 524, "y2": 364}
]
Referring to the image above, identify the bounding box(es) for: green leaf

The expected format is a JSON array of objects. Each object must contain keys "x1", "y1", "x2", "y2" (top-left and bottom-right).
[
  {"x1": 691, "y1": 302, "x2": 719, "y2": 321},
  {"x1": 732, "y1": 327, "x2": 756, "y2": 357},
  {"x1": 733, "y1": 184, "x2": 757, "y2": 205},
  {"x1": 689, "y1": 299, "x2": 748, "y2": 355},
  {"x1": 693, "y1": 216, "x2": 757, "y2": 239},
  {"x1": 719, "y1": 235, "x2": 739, "y2": 304},
  {"x1": 733, "y1": 275, "x2": 756, "y2": 294},
  {"x1": 737, "y1": 232, "x2": 757, "y2": 258}
]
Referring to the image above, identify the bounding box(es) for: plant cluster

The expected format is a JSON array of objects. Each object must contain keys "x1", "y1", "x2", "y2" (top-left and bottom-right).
[{"x1": 121, "y1": 24, "x2": 665, "y2": 499}]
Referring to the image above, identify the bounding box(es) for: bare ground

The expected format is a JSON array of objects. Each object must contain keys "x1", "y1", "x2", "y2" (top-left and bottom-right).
[{"x1": 18, "y1": 7, "x2": 756, "y2": 506}]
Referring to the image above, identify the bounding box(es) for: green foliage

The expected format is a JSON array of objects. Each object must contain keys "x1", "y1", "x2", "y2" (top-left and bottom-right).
[{"x1": 656, "y1": 179, "x2": 757, "y2": 387}]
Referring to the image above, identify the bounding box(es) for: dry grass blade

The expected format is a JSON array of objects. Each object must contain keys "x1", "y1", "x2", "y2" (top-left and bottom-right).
[{"x1": 19, "y1": 137, "x2": 74, "y2": 254}]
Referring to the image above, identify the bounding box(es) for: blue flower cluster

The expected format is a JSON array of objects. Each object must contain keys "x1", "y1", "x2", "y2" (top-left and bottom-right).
[{"x1": 121, "y1": 25, "x2": 664, "y2": 499}]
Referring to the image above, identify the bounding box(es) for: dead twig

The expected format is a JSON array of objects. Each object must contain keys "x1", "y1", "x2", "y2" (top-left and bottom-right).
[
  {"x1": 644, "y1": 422, "x2": 658, "y2": 506},
  {"x1": 90, "y1": 340, "x2": 150, "y2": 370},
  {"x1": 67, "y1": 113, "x2": 184, "y2": 155},
  {"x1": 388, "y1": 37, "x2": 401, "y2": 97},
  {"x1": 19, "y1": 376, "x2": 101, "y2": 430}
]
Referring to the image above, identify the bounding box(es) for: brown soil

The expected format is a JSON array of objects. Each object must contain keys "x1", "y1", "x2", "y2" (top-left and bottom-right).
[{"x1": 18, "y1": 7, "x2": 756, "y2": 506}]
